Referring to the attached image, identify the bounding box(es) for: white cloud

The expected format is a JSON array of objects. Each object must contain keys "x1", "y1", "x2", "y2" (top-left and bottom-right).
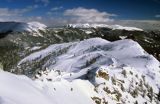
[
  {"x1": 111, "y1": 20, "x2": 160, "y2": 30},
  {"x1": 0, "y1": 8, "x2": 27, "y2": 16},
  {"x1": 64, "y1": 7, "x2": 116, "y2": 23},
  {"x1": 46, "y1": 6, "x2": 63, "y2": 15},
  {"x1": 28, "y1": 16, "x2": 42, "y2": 21},
  {"x1": 155, "y1": 14, "x2": 160, "y2": 18},
  {"x1": 46, "y1": 11, "x2": 52, "y2": 15},
  {"x1": 33, "y1": 4, "x2": 39, "y2": 9},
  {"x1": 0, "y1": 5, "x2": 39, "y2": 22},
  {"x1": 51, "y1": 6, "x2": 63, "y2": 11},
  {"x1": 0, "y1": 8, "x2": 14, "y2": 16},
  {"x1": 0, "y1": 5, "x2": 38, "y2": 17},
  {"x1": 0, "y1": 7, "x2": 117, "y2": 26}
]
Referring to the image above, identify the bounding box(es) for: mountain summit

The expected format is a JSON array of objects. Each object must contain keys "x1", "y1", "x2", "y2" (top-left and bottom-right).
[{"x1": 0, "y1": 21, "x2": 46, "y2": 33}]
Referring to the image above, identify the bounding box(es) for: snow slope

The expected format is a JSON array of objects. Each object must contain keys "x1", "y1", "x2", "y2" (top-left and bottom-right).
[
  {"x1": 18, "y1": 38, "x2": 159, "y2": 82},
  {"x1": 0, "y1": 71, "x2": 53, "y2": 104},
  {"x1": 1, "y1": 38, "x2": 160, "y2": 104},
  {"x1": 67, "y1": 23, "x2": 143, "y2": 31},
  {"x1": 18, "y1": 38, "x2": 160, "y2": 86},
  {"x1": 0, "y1": 71, "x2": 95, "y2": 104},
  {"x1": 0, "y1": 21, "x2": 46, "y2": 33}
]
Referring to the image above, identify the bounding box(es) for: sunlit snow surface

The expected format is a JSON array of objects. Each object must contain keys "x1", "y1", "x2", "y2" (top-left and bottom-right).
[
  {"x1": 1, "y1": 38, "x2": 160, "y2": 104},
  {"x1": 67, "y1": 23, "x2": 143, "y2": 31}
]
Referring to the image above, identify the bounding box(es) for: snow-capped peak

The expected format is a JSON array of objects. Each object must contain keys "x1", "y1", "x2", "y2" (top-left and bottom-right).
[
  {"x1": 0, "y1": 21, "x2": 47, "y2": 33},
  {"x1": 67, "y1": 23, "x2": 143, "y2": 31},
  {"x1": 111, "y1": 24, "x2": 143, "y2": 31},
  {"x1": 27, "y1": 22, "x2": 47, "y2": 32},
  {"x1": 67, "y1": 23, "x2": 109, "y2": 28}
]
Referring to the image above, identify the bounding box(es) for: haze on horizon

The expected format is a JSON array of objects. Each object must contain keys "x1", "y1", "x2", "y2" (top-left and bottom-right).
[{"x1": 0, "y1": 0, "x2": 159, "y2": 28}]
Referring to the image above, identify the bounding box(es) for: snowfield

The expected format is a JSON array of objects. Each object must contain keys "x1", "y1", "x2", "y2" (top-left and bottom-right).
[
  {"x1": 0, "y1": 71, "x2": 54, "y2": 104},
  {"x1": 1, "y1": 38, "x2": 160, "y2": 104},
  {"x1": 0, "y1": 70, "x2": 95, "y2": 104}
]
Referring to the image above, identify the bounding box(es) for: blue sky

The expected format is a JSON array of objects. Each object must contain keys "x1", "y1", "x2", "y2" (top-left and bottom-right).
[{"x1": 0, "y1": 0, "x2": 159, "y2": 26}]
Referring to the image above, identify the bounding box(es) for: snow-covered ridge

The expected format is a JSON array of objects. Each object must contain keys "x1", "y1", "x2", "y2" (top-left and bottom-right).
[
  {"x1": 1, "y1": 38, "x2": 160, "y2": 104},
  {"x1": 0, "y1": 21, "x2": 46, "y2": 33},
  {"x1": 67, "y1": 23, "x2": 109, "y2": 28},
  {"x1": 67, "y1": 23, "x2": 143, "y2": 31},
  {"x1": 18, "y1": 38, "x2": 160, "y2": 89}
]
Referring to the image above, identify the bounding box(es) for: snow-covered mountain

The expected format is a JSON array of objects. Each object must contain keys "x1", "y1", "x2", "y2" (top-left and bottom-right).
[
  {"x1": 110, "y1": 24, "x2": 143, "y2": 31},
  {"x1": 0, "y1": 25, "x2": 159, "y2": 72},
  {"x1": 0, "y1": 38, "x2": 158, "y2": 104},
  {"x1": 67, "y1": 23, "x2": 143, "y2": 31},
  {"x1": 67, "y1": 23, "x2": 109, "y2": 28},
  {"x1": 0, "y1": 21, "x2": 46, "y2": 33},
  {"x1": 0, "y1": 21, "x2": 160, "y2": 104}
]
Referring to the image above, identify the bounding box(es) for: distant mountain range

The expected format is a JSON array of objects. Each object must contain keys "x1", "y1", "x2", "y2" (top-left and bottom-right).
[
  {"x1": 67, "y1": 23, "x2": 143, "y2": 31},
  {"x1": 0, "y1": 22, "x2": 143, "y2": 34}
]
